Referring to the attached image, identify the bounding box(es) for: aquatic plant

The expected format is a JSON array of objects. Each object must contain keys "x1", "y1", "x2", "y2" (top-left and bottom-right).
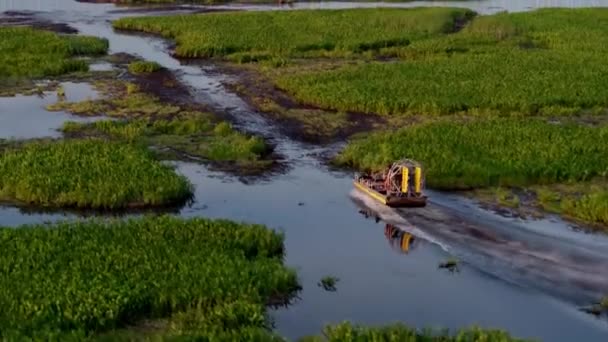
[
  {"x1": 299, "y1": 322, "x2": 531, "y2": 342},
  {"x1": 318, "y1": 276, "x2": 339, "y2": 292},
  {"x1": 0, "y1": 215, "x2": 299, "y2": 339},
  {"x1": 0, "y1": 27, "x2": 108, "y2": 78},
  {"x1": 127, "y1": 60, "x2": 162, "y2": 74},
  {"x1": 112, "y1": 8, "x2": 475, "y2": 58},
  {"x1": 439, "y1": 258, "x2": 460, "y2": 273},
  {"x1": 0, "y1": 139, "x2": 192, "y2": 209}
]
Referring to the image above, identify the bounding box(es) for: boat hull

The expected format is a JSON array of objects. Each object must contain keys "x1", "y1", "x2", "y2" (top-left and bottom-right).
[{"x1": 353, "y1": 181, "x2": 427, "y2": 208}]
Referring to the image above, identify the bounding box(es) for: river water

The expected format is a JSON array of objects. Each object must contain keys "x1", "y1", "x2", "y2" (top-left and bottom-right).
[{"x1": 1, "y1": 1, "x2": 608, "y2": 341}]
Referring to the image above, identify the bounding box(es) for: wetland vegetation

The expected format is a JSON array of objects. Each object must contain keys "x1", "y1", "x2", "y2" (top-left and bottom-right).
[
  {"x1": 0, "y1": 215, "x2": 298, "y2": 340},
  {"x1": 1, "y1": 3, "x2": 606, "y2": 340},
  {"x1": 50, "y1": 80, "x2": 273, "y2": 168},
  {"x1": 0, "y1": 27, "x2": 108, "y2": 79},
  {"x1": 0, "y1": 139, "x2": 192, "y2": 209},
  {"x1": 335, "y1": 119, "x2": 608, "y2": 228},
  {"x1": 112, "y1": 8, "x2": 475, "y2": 59},
  {"x1": 113, "y1": 7, "x2": 608, "y2": 229},
  {"x1": 301, "y1": 322, "x2": 530, "y2": 342}
]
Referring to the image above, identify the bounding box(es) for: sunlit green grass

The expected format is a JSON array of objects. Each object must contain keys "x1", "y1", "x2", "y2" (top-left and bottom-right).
[
  {"x1": 0, "y1": 27, "x2": 108, "y2": 79},
  {"x1": 337, "y1": 117, "x2": 608, "y2": 227},
  {"x1": 112, "y1": 8, "x2": 475, "y2": 58},
  {"x1": 0, "y1": 215, "x2": 298, "y2": 340},
  {"x1": 274, "y1": 8, "x2": 608, "y2": 116},
  {"x1": 127, "y1": 60, "x2": 162, "y2": 74},
  {"x1": 336, "y1": 119, "x2": 608, "y2": 190},
  {"x1": 0, "y1": 139, "x2": 192, "y2": 209}
]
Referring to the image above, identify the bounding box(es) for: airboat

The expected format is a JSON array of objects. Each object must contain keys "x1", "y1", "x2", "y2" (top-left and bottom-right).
[{"x1": 353, "y1": 159, "x2": 427, "y2": 207}]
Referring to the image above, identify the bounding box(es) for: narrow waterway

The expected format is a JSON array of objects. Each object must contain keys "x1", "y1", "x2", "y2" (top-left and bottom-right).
[{"x1": 1, "y1": 1, "x2": 608, "y2": 341}]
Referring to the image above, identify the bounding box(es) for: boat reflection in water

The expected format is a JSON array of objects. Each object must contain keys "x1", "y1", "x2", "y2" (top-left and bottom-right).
[
  {"x1": 384, "y1": 223, "x2": 418, "y2": 255},
  {"x1": 357, "y1": 207, "x2": 421, "y2": 255}
]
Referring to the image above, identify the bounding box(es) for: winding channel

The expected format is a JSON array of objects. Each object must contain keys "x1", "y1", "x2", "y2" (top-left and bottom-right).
[{"x1": 1, "y1": 1, "x2": 608, "y2": 341}]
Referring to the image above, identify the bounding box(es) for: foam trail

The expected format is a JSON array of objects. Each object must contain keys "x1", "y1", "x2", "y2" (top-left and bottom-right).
[{"x1": 349, "y1": 188, "x2": 608, "y2": 303}]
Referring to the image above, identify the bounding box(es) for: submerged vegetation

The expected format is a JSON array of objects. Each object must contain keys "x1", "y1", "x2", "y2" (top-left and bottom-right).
[
  {"x1": 0, "y1": 216, "x2": 298, "y2": 340},
  {"x1": 0, "y1": 139, "x2": 192, "y2": 209},
  {"x1": 113, "y1": 8, "x2": 475, "y2": 59},
  {"x1": 0, "y1": 27, "x2": 108, "y2": 79}
]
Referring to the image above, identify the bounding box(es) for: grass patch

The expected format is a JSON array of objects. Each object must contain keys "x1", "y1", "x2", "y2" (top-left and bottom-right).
[
  {"x1": 300, "y1": 322, "x2": 530, "y2": 342},
  {"x1": 0, "y1": 27, "x2": 108, "y2": 79},
  {"x1": 128, "y1": 60, "x2": 162, "y2": 74},
  {"x1": 272, "y1": 8, "x2": 608, "y2": 116},
  {"x1": 0, "y1": 139, "x2": 192, "y2": 209},
  {"x1": 112, "y1": 8, "x2": 475, "y2": 59},
  {"x1": 336, "y1": 118, "x2": 608, "y2": 190},
  {"x1": 0, "y1": 215, "x2": 298, "y2": 340}
]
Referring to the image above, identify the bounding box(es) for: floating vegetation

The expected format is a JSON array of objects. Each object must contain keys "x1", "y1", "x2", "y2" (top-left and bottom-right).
[
  {"x1": 300, "y1": 322, "x2": 531, "y2": 342},
  {"x1": 0, "y1": 27, "x2": 108, "y2": 79},
  {"x1": 127, "y1": 60, "x2": 162, "y2": 74},
  {"x1": 0, "y1": 216, "x2": 299, "y2": 340},
  {"x1": 0, "y1": 139, "x2": 192, "y2": 210},
  {"x1": 438, "y1": 258, "x2": 460, "y2": 273},
  {"x1": 318, "y1": 276, "x2": 340, "y2": 292},
  {"x1": 112, "y1": 8, "x2": 475, "y2": 59}
]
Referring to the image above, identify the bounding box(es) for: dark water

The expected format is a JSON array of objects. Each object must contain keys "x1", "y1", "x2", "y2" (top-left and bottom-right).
[{"x1": 1, "y1": 1, "x2": 608, "y2": 341}]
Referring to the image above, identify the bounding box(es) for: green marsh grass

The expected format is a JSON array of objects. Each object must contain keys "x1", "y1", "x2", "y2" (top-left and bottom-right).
[
  {"x1": 0, "y1": 27, "x2": 108, "y2": 79},
  {"x1": 273, "y1": 8, "x2": 608, "y2": 116},
  {"x1": 337, "y1": 118, "x2": 608, "y2": 226},
  {"x1": 112, "y1": 8, "x2": 475, "y2": 58},
  {"x1": 0, "y1": 139, "x2": 192, "y2": 209},
  {"x1": 337, "y1": 119, "x2": 608, "y2": 190},
  {"x1": 0, "y1": 215, "x2": 298, "y2": 340},
  {"x1": 300, "y1": 322, "x2": 530, "y2": 342},
  {"x1": 533, "y1": 182, "x2": 608, "y2": 227},
  {"x1": 127, "y1": 60, "x2": 162, "y2": 74}
]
